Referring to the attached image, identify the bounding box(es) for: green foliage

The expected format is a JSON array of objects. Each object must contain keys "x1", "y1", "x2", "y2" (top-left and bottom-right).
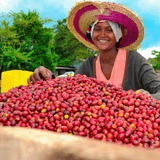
[
  {"x1": 53, "y1": 18, "x2": 98, "y2": 67},
  {"x1": 0, "y1": 46, "x2": 33, "y2": 71},
  {"x1": 149, "y1": 50, "x2": 160, "y2": 71},
  {"x1": 0, "y1": 10, "x2": 58, "y2": 74},
  {"x1": 0, "y1": 11, "x2": 98, "y2": 75}
]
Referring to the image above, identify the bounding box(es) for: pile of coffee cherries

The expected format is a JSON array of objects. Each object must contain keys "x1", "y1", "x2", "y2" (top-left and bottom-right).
[{"x1": 0, "y1": 74, "x2": 159, "y2": 148}]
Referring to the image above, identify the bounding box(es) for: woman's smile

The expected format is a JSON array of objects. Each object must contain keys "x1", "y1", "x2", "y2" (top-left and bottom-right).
[{"x1": 98, "y1": 39, "x2": 108, "y2": 43}]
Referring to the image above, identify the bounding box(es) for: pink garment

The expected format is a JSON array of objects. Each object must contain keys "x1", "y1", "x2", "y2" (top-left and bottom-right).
[{"x1": 96, "y1": 49, "x2": 127, "y2": 87}]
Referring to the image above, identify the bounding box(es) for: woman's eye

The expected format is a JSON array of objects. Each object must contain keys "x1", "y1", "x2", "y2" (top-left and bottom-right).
[
  {"x1": 94, "y1": 28, "x2": 100, "y2": 31},
  {"x1": 108, "y1": 29, "x2": 112, "y2": 32}
]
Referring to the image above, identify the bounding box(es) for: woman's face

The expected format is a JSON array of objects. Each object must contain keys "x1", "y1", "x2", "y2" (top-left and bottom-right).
[{"x1": 92, "y1": 21, "x2": 116, "y2": 51}]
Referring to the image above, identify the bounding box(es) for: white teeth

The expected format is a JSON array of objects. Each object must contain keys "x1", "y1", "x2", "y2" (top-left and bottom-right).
[{"x1": 99, "y1": 40, "x2": 108, "y2": 42}]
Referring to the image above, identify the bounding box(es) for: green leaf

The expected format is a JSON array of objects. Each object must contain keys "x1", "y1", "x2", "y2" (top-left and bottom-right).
[
  {"x1": 25, "y1": 50, "x2": 34, "y2": 57},
  {"x1": 18, "y1": 63, "x2": 21, "y2": 70},
  {"x1": 7, "y1": 61, "x2": 11, "y2": 69}
]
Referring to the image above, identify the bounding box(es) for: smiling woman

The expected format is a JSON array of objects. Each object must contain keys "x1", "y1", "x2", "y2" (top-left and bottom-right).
[
  {"x1": 92, "y1": 21, "x2": 117, "y2": 52},
  {"x1": 28, "y1": 1, "x2": 160, "y2": 101}
]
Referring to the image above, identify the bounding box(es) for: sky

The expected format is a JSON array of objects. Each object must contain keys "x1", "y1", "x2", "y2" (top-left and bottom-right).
[{"x1": 0, "y1": 0, "x2": 160, "y2": 59}]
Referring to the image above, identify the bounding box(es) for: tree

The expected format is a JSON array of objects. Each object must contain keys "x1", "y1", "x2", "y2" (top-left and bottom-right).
[
  {"x1": 53, "y1": 18, "x2": 98, "y2": 67},
  {"x1": 0, "y1": 10, "x2": 58, "y2": 74},
  {"x1": 148, "y1": 50, "x2": 160, "y2": 71}
]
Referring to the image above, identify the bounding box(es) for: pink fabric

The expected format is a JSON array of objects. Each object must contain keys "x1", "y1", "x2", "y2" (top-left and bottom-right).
[{"x1": 96, "y1": 49, "x2": 127, "y2": 87}]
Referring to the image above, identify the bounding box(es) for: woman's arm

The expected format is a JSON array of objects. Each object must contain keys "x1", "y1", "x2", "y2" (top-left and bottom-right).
[
  {"x1": 136, "y1": 53, "x2": 160, "y2": 100},
  {"x1": 75, "y1": 56, "x2": 96, "y2": 78},
  {"x1": 123, "y1": 51, "x2": 160, "y2": 101}
]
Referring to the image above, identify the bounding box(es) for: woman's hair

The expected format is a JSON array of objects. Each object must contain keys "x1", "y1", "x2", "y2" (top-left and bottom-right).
[
  {"x1": 86, "y1": 22, "x2": 94, "y2": 42},
  {"x1": 116, "y1": 38, "x2": 122, "y2": 48}
]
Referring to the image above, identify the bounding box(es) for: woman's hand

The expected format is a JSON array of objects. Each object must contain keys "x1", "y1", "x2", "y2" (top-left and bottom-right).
[
  {"x1": 135, "y1": 89, "x2": 151, "y2": 96},
  {"x1": 27, "y1": 66, "x2": 55, "y2": 84}
]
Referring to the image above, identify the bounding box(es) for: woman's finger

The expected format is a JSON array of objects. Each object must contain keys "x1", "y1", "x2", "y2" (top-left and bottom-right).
[
  {"x1": 27, "y1": 77, "x2": 31, "y2": 84},
  {"x1": 30, "y1": 73, "x2": 37, "y2": 84},
  {"x1": 136, "y1": 89, "x2": 151, "y2": 96},
  {"x1": 39, "y1": 67, "x2": 52, "y2": 80},
  {"x1": 33, "y1": 68, "x2": 42, "y2": 81}
]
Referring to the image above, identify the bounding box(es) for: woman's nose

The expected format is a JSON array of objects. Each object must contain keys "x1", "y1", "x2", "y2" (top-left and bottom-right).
[{"x1": 100, "y1": 29, "x2": 106, "y2": 37}]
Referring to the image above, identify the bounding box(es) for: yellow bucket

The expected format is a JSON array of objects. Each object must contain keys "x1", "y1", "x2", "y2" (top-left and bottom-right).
[{"x1": 1, "y1": 70, "x2": 33, "y2": 93}]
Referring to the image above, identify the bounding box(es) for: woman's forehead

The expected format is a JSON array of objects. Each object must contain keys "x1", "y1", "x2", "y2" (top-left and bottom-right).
[{"x1": 95, "y1": 21, "x2": 111, "y2": 27}]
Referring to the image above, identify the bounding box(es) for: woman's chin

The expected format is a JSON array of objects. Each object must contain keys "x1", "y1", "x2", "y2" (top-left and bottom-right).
[
  {"x1": 96, "y1": 45, "x2": 117, "y2": 52},
  {"x1": 98, "y1": 47, "x2": 110, "y2": 51}
]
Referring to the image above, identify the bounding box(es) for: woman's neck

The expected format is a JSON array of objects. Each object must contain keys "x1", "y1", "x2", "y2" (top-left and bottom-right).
[{"x1": 99, "y1": 48, "x2": 118, "y2": 64}]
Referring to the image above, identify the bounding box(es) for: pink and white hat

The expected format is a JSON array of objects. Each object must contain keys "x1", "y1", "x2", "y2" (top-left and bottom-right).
[{"x1": 67, "y1": 1, "x2": 145, "y2": 51}]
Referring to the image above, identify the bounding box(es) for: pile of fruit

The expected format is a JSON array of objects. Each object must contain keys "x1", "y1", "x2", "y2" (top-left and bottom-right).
[{"x1": 0, "y1": 74, "x2": 159, "y2": 148}]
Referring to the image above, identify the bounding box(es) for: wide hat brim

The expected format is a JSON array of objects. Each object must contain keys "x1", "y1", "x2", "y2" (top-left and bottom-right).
[{"x1": 67, "y1": 1, "x2": 145, "y2": 51}]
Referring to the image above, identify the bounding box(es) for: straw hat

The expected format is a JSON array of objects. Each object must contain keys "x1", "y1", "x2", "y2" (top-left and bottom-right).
[{"x1": 67, "y1": 1, "x2": 145, "y2": 51}]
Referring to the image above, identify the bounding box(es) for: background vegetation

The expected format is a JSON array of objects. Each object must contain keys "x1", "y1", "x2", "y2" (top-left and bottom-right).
[
  {"x1": 0, "y1": 10, "x2": 57, "y2": 74},
  {"x1": 148, "y1": 50, "x2": 160, "y2": 72},
  {"x1": 0, "y1": 10, "x2": 98, "y2": 78}
]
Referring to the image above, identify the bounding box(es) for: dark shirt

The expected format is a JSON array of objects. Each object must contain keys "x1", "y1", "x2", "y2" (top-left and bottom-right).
[{"x1": 75, "y1": 50, "x2": 160, "y2": 100}]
